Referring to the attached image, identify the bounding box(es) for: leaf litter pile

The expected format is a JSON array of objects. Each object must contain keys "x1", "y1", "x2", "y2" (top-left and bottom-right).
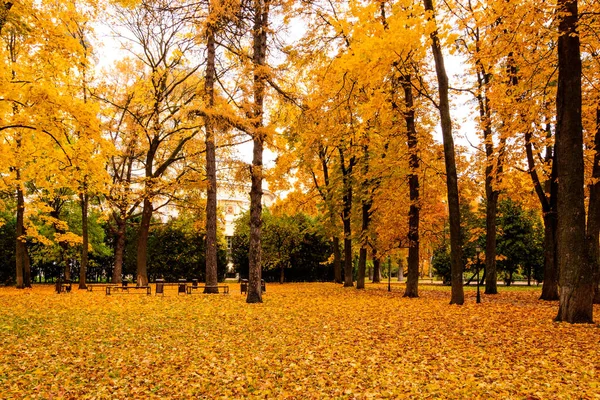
[{"x1": 0, "y1": 283, "x2": 598, "y2": 399}]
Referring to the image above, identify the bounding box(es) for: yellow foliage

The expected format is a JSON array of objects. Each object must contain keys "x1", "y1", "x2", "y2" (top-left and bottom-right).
[{"x1": 0, "y1": 284, "x2": 598, "y2": 398}]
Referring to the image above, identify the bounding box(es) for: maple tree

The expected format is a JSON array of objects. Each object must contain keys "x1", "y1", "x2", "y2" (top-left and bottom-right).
[
  {"x1": 554, "y1": 0, "x2": 593, "y2": 323},
  {"x1": 103, "y1": 0, "x2": 203, "y2": 286},
  {"x1": 423, "y1": 0, "x2": 464, "y2": 305},
  {"x1": 0, "y1": 0, "x2": 101, "y2": 288}
]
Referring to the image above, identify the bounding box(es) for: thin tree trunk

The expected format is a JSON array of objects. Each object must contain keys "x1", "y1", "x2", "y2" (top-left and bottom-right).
[
  {"x1": 247, "y1": 0, "x2": 271, "y2": 303},
  {"x1": 482, "y1": 89, "x2": 499, "y2": 294},
  {"x1": 484, "y1": 188, "x2": 499, "y2": 294},
  {"x1": 63, "y1": 252, "x2": 71, "y2": 281},
  {"x1": 204, "y1": 14, "x2": 219, "y2": 294},
  {"x1": 24, "y1": 246, "x2": 31, "y2": 287},
  {"x1": 112, "y1": 216, "x2": 126, "y2": 284},
  {"x1": 526, "y1": 127, "x2": 559, "y2": 300},
  {"x1": 136, "y1": 198, "x2": 153, "y2": 286},
  {"x1": 79, "y1": 192, "x2": 89, "y2": 290},
  {"x1": 317, "y1": 145, "x2": 342, "y2": 284},
  {"x1": 482, "y1": 54, "x2": 511, "y2": 295},
  {"x1": 587, "y1": 107, "x2": 600, "y2": 304},
  {"x1": 398, "y1": 258, "x2": 404, "y2": 281},
  {"x1": 541, "y1": 212, "x2": 559, "y2": 299},
  {"x1": 423, "y1": 0, "x2": 463, "y2": 304},
  {"x1": 403, "y1": 75, "x2": 420, "y2": 298},
  {"x1": 280, "y1": 263, "x2": 284, "y2": 284},
  {"x1": 372, "y1": 250, "x2": 381, "y2": 283},
  {"x1": 339, "y1": 148, "x2": 354, "y2": 287},
  {"x1": 342, "y1": 188, "x2": 353, "y2": 287},
  {"x1": 15, "y1": 180, "x2": 25, "y2": 289},
  {"x1": 357, "y1": 201, "x2": 369, "y2": 289},
  {"x1": 333, "y1": 236, "x2": 342, "y2": 283},
  {"x1": 555, "y1": 0, "x2": 593, "y2": 323}
]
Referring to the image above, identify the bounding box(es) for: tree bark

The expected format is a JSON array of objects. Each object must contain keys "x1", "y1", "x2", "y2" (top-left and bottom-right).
[
  {"x1": 526, "y1": 127, "x2": 559, "y2": 300},
  {"x1": 478, "y1": 67, "x2": 499, "y2": 295},
  {"x1": 317, "y1": 145, "x2": 342, "y2": 284},
  {"x1": 541, "y1": 211, "x2": 559, "y2": 300},
  {"x1": 112, "y1": 216, "x2": 126, "y2": 284},
  {"x1": 79, "y1": 192, "x2": 89, "y2": 290},
  {"x1": 339, "y1": 148, "x2": 355, "y2": 287},
  {"x1": 398, "y1": 258, "x2": 404, "y2": 281},
  {"x1": 24, "y1": 246, "x2": 31, "y2": 287},
  {"x1": 15, "y1": 180, "x2": 25, "y2": 289},
  {"x1": 403, "y1": 75, "x2": 420, "y2": 298},
  {"x1": 372, "y1": 249, "x2": 381, "y2": 283},
  {"x1": 333, "y1": 236, "x2": 342, "y2": 283},
  {"x1": 136, "y1": 198, "x2": 153, "y2": 286},
  {"x1": 247, "y1": 0, "x2": 271, "y2": 303},
  {"x1": 587, "y1": 107, "x2": 600, "y2": 304},
  {"x1": 356, "y1": 201, "x2": 370, "y2": 289},
  {"x1": 423, "y1": 0, "x2": 464, "y2": 304},
  {"x1": 204, "y1": 14, "x2": 219, "y2": 294},
  {"x1": 555, "y1": 0, "x2": 594, "y2": 323}
]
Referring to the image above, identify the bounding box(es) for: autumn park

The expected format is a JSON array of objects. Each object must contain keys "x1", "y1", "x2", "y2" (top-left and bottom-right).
[{"x1": 1, "y1": 0, "x2": 600, "y2": 398}]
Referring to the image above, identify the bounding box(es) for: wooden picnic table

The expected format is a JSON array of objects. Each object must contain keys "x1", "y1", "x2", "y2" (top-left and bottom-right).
[{"x1": 186, "y1": 284, "x2": 229, "y2": 294}]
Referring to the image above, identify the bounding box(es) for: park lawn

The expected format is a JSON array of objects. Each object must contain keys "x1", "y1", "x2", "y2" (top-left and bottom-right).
[{"x1": 0, "y1": 283, "x2": 598, "y2": 399}]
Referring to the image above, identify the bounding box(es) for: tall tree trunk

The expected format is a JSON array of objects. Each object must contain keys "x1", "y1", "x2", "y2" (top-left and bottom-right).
[
  {"x1": 112, "y1": 216, "x2": 126, "y2": 284},
  {"x1": 136, "y1": 198, "x2": 153, "y2": 286},
  {"x1": 398, "y1": 258, "x2": 404, "y2": 281},
  {"x1": 333, "y1": 236, "x2": 342, "y2": 283},
  {"x1": 317, "y1": 145, "x2": 342, "y2": 284},
  {"x1": 541, "y1": 211, "x2": 559, "y2": 299},
  {"x1": 423, "y1": 0, "x2": 464, "y2": 304},
  {"x1": 555, "y1": 0, "x2": 593, "y2": 323},
  {"x1": 204, "y1": 14, "x2": 219, "y2": 294},
  {"x1": 357, "y1": 200, "x2": 371, "y2": 289},
  {"x1": 481, "y1": 84, "x2": 499, "y2": 294},
  {"x1": 341, "y1": 184, "x2": 353, "y2": 287},
  {"x1": 15, "y1": 180, "x2": 25, "y2": 289},
  {"x1": 247, "y1": 0, "x2": 270, "y2": 303},
  {"x1": 403, "y1": 75, "x2": 420, "y2": 298},
  {"x1": 63, "y1": 250, "x2": 71, "y2": 281},
  {"x1": 24, "y1": 246, "x2": 31, "y2": 287},
  {"x1": 372, "y1": 249, "x2": 381, "y2": 283},
  {"x1": 588, "y1": 107, "x2": 600, "y2": 304},
  {"x1": 484, "y1": 185, "x2": 499, "y2": 294},
  {"x1": 526, "y1": 128, "x2": 559, "y2": 300},
  {"x1": 339, "y1": 148, "x2": 354, "y2": 287},
  {"x1": 79, "y1": 192, "x2": 89, "y2": 290}
]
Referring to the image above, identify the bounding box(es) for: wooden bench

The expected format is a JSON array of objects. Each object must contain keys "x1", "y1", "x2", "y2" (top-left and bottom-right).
[
  {"x1": 86, "y1": 284, "x2": 118, "y2": 292},
  {"x1": 106, "y1": 285, "x2": 151, "y2": 295},
  {"x1": 186, "y1": 284, "x2": 229, "y2": 294},
  {"x1": 155, "y1": 280, "x2": 187, "y2": 295}
]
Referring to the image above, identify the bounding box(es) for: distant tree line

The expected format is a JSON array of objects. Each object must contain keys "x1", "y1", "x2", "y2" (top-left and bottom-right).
[
  {"x1": 432, "y1": 199, "x2": 544, "y2": 286},
  {"x1": 0, "y1": 201, "x2": 227, "y2": 284}
]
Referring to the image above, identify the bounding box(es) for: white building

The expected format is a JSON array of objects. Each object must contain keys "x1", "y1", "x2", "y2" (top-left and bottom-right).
[{"x1": 218, "y1": 184, "x2": 276, "y2": 273}]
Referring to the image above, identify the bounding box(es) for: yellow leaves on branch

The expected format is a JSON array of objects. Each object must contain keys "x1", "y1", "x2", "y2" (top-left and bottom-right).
[{"x1": 0, "y1": 283, "x2": 598, "y2": 399}]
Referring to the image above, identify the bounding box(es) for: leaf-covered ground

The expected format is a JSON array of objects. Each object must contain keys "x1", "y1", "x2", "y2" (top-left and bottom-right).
[{"x1": 0, "y1": 283, "x2": 598, "y2": 399}]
